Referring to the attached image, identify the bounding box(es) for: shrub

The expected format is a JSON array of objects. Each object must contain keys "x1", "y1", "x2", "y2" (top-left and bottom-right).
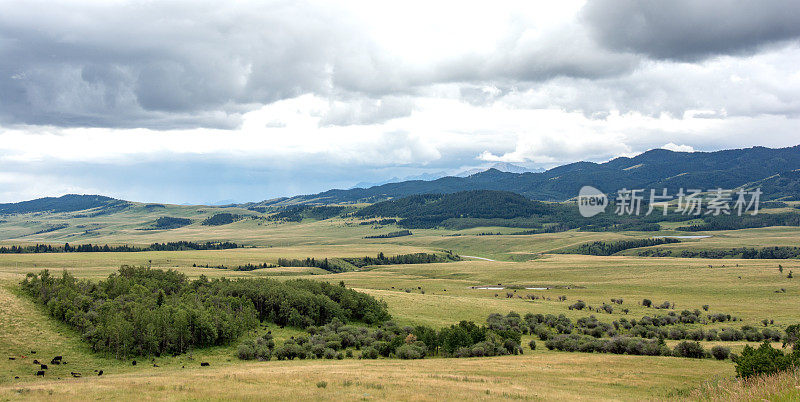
[
  {"x1": 396, "y1": 344, "x2": 425, "y2": 359},
  {"x1": 236, "y1": 343, "x2": 256, "y2": 360},
  {"x1": 360, "y1": 347, "x2": 379, "y2": 359},
  {"x1": 569, "y1": 301, "x2": 586, "y2": 310},
  {"x1": 711, "y1": 346, "x2": 730, "y2": 360},
  {"x1": 733, "y1": 342, "x2": 799, "y2": 378},
  {"x1": 719, "y1": 328, "x2": 744, "y2": 341},
  {"x1": 642, "y1": 299, "x2": 652, "y2": 308},
  {"x1": 673, "y1": 341, "x2": 707, "y2": 359},
  {"x1": 275, "y1": 343, "x2": 305, "y2": 360},
  {"x1": 529, "y1": 340, "x2": 536, "y2": 350}
]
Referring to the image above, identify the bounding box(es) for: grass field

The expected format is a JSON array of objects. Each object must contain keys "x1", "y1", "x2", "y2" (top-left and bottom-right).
[{"x1": 0, "y1": 212, "x2": 799, "y2": 400}]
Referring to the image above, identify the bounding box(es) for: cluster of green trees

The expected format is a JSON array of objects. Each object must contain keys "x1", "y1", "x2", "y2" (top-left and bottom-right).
[
  {"x1": 268, "y1": 205, "x2": 347, "y2": 222},
  {"x1": 676, "y1": 213, "x2": 800, "y2": 231},
  {"x1": 348, "y1": 190, "x2": 697, "y2": 231},
  {"x1": 358, "y1": 219, "x2": 397, "y2": 226},
  {"x1": 201, "y1": 213, "x2": 245, "y2": 226},
  {"x1": 637, "y1": 246, "x2": 800, "y2": 259},
  {"x1": 21, "y1": 267, "x2": 390, "y2": 358},
  {"x1": 341, "y1": 252, "x2": 460, "y2": 268},
  {"x1": 275, "y1": 252, "x2": 459, "y2": 272},
  {"x1": 275, "y1": 257, "x2": 345, "y2": 273},
  {"x1": 191, "y1": 262, "x2": 278, "y2": 271},
  {"x1": 733, "y1": 325, "x2": 799, "y2": 378},
  {"x1": 0, "y1": 241, "x2": 239, "y2": 254},
  {"x1": 149, "y1": 217, "x2": 192, "y2": 229},
  {"x1": 364, "y1": 230, "x2": 412, "y2": 239},
  {"x1": 562, "y1": 238, "x2": 681, "y2": 256},
  {"x1": 239, "y1": 313, "x2": 525, "y2": 361},
  {"x1": 513, "y1": 310, "x2": 788, "y2": 346},
  {"x1": 355, "y1": 190, "x2": 554, "y2": 229}
]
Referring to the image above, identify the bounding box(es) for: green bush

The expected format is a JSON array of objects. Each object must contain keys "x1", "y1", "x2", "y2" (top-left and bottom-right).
[
  {"x1": 359, "y1": 347, "x2": 379, "y2": 359},
  {"x1": 529, "y1": 340, "x2": 536, "y2": 350},
  {"x1": 673, "y1": 341, "x2": 707, "y2": 358},
  {"x1": 396, "y1": 344, "x2": 425, "y2": 359},
  {"x1": 733, "y1": 341, "x2": 799, "y2": 378},
  {"x1": 711, "y1": 346, "x2": 730, "y2": 360}
]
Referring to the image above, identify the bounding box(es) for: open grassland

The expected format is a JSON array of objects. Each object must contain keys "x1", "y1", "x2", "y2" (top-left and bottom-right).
[{"x1": 1, "y1": 218, "x2": 799, "y2": 400}]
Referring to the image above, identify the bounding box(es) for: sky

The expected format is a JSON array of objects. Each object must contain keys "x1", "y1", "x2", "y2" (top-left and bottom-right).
[{"x1": 1, "y1": 0, "x2": 799, "y2": 204}]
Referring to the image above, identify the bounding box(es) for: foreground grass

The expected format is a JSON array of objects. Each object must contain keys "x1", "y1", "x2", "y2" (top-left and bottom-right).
[
  {"x1": 1, "y1": 352, "x2": 731, "y2": 401},
  {"x1": 691, "y1": 368, "x2": 800, "y2": 401}
]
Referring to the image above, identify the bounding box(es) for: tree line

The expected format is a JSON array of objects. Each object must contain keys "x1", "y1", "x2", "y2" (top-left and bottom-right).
[
  {"x1": 637, "y1": 246, "x2": 800, "y2": 259},
  {"x1": 0, "y1": 241, "x2": 239, "y2": 254},
  {"x1": 21, "y1": 267, "x2": 390, "y2": 358},
  {"x1": 560, "y1": 238, "x2": 681, "y2": 256}
]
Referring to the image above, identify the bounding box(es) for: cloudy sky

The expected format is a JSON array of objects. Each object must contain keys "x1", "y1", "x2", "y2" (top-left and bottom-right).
[{"x1": 1, "y1": 0, "x2": 799, "y2": 204}]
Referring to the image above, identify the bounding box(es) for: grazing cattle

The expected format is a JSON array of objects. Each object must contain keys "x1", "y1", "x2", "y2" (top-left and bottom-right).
[
  {"x1": 200, "y1": 362, "x2": 210, "y2": 367},
  {"x1": 14, "y1": 376, "x2": 19, "y2": 379},
  {"x1": 98, "y1": 370, "x2": 103, "y2": 376},
  {"x1": 40, "y1": 364, "x2": 48, "y2": 370},
  {"x1": 51, "y1": 356, "x2": 62, "y2": 365},
  {"x1": 8, "y1": 357, "x2": 15, "y2": 360},
  {"x1": 153, "y1": 363, "x2": 159, "y2": 367},
  {"x1": 71, "y1": 372, "x2": 81, "y2": 378},
  {"x1": 30, "y1": 351, "x2": 36, "y2": 354},
  {"x1": 35, "y1": 371, "x2": 45, "y2": 376},
  {"x1": 33, "y1": 359, "x2": 39, "y2": 364}
]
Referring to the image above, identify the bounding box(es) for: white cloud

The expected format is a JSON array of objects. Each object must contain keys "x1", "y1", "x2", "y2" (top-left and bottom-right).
[
  {"x1": 1, "y1": 1, "x2": 799, "y2": 202},
  {"x1": 661, "y1": 143, "x2": 696, "y2": 153}
]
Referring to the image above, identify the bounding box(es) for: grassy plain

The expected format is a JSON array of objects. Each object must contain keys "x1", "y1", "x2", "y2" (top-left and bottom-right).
[{"x1": 0, "y1": 212, "x2": 799, "y2": 400}]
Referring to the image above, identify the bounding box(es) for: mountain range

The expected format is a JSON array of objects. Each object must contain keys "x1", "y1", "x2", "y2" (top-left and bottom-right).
[
  {"x1": 247, "y1": 145, "x2": 800, "y2": 207},
  {"x1": 2, "y1": 145, "x2": 799, "y2": 214}
]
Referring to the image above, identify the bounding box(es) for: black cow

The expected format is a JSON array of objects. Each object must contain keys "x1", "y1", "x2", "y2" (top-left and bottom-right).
[
  {"x1": 71, "y1": 372, "x2": 81, "y2": 378},
  {"x1": 35, "y1": 371, "x2": 45, "y2": 376},
  {"x1": 33, "y1": 359, "x2": 40, "y2": 364},
  {"x1": 132, "y1": 360, "x2": 137, "y2": 366},
  {"x1": 200, "y1": 362, "x2": 210, "y2": 367},
  {"x1": 98, "y1": 370, "x2": 103, "y2": 376},
  {"x1": 40, "y1": 364, "x2": 48, "y2": 370},
  {"x1": 51, "y1": 356, "x2": 62, "y2": 365},
  {"x1": 8, "y1": 357, "x2": 15, "y2": 360}
]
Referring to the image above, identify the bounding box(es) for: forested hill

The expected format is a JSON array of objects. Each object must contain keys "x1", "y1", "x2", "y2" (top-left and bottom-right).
[
  {"x1": 355, "y1": 190, "x2": 556, "y2": 228},
  {"x1": 0, "y1": 194, "x2": 127, "y2": 214},
  {"x1": 250, "y1": 145, "x2": 800, "y2": 206}
]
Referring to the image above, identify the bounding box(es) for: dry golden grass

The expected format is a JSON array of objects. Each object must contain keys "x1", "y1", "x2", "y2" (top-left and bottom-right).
[
  {"x1": 0, "y1": 352, "x2": 731, "y2": 401},
  {"x1": 691, "y1": 367, "x2": 800, "y2": 401}
]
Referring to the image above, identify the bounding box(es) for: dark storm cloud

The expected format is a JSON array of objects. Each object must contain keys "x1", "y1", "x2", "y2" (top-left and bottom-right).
[
  {"x1": 582, "y1": 0, "x2": 800, "y2": 60},
  {"x1": 0, "y1": 1, "x2": 644, "y2": 129},
  {"x1": 0, "y1": 1, "x2": 348, "y2": 128}
]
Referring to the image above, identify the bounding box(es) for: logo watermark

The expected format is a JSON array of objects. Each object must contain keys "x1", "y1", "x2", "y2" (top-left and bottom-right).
[
  {"x1": 577, "y1": 187, "x2": 762, "y2": 217},
  {"x1": 578, "y1": 186, "x2": 608, "y2": 217}
]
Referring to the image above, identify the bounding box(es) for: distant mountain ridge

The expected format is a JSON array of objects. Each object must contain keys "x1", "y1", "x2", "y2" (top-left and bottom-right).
[
  {"x1": 2, "y1": 145, "x2": 799, "y2": 213},
  {"x1": 249, "y1": 145, "x2": 800, "y2": 207}
]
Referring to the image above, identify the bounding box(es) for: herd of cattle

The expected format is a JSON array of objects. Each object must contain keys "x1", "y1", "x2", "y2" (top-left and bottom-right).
[{"x1": 9, "y1": 352, "x2": 210, "y2": 379}]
